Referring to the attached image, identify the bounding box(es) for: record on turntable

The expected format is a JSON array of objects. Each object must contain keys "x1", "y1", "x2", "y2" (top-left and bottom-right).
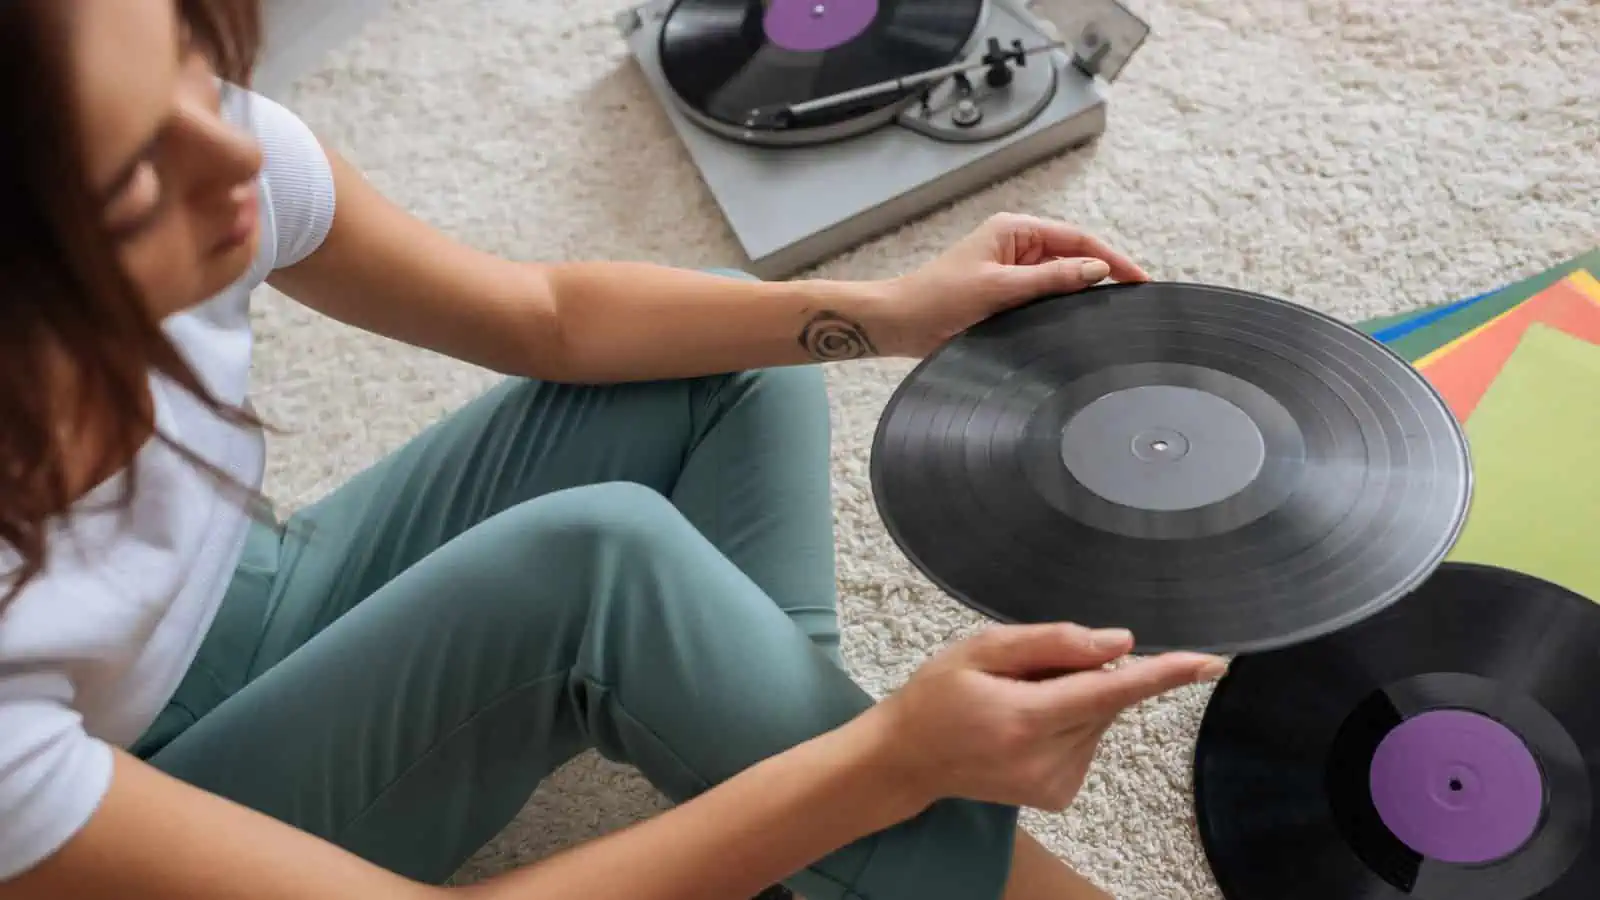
[
  {"x1": 658, "y1": 0, "x2": 987, "y2": 142},
  {"x1": 869, "y1": 282, "x2": 1473, "y2": 654},
  {"x1": 655, "y1": 0, "x2": 1075, "y2": 145},
  {"x1": 1194, "y1": 563, "x2": 1600, "y2": 899},
  {"x1": 616, "y1": 0, "x2": 1154, "y2": 277}
]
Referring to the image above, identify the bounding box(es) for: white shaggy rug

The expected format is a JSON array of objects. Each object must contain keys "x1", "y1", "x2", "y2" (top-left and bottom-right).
[{"x1": 252, "y1": 0, "x2": 1598, "y2": 895}]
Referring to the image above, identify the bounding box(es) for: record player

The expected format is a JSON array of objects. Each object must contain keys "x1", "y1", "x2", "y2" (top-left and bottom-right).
[{"x1": 615, "y1": 0, "x2": 1152, "y2": 279}]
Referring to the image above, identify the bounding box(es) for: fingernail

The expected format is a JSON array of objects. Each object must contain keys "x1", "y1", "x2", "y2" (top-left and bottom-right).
[
  {"x1": 1197, "y1": 659, "x2": 1229, "y2": 682},
  {"x1": 1090, "y1": 628, "x2": 1134, "y2": 650},
  {"x1": 1079, "y1": 259, "x2": 1111, "y2": 282}
]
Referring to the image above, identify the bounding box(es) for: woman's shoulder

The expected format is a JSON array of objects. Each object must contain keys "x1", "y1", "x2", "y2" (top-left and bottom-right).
[{"x1": 223, "y1": 84, "x2": 337, "y2": 273}]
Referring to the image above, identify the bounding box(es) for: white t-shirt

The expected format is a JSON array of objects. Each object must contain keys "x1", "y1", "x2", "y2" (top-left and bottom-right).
[{"x1": 0, "y1": 87, "x2": 336, "y2": 879}]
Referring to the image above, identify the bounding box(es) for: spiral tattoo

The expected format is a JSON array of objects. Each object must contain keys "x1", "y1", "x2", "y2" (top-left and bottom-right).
[{"x1": 798, "y1": 311, "x2": 877, "y2": 362}]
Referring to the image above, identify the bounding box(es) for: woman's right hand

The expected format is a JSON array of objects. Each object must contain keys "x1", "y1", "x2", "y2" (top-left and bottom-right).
[{"x1": 859, "y1": 623, "x2": 1228, "y2": 813}]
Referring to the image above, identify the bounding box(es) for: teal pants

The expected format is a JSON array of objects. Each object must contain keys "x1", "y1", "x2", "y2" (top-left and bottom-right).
[{"x1": 132, "y1": 364, "x2": 1017, "y2": 898}]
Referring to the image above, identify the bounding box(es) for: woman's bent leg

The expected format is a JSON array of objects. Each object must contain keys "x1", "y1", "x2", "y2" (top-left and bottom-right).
[
  {"x1": 247, "y1": 366, "x2": 839, "y2": 674},
  {"x1": 145, "y1": 483, "x2": 1018, "y2": 898}
]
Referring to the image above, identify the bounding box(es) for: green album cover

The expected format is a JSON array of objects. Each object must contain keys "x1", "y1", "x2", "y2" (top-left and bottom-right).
[
  {"x1": 1352, "y1": 248, "x2": 1599, "y2": 357},
  {"x1": 1387, "y1": 248, "x2": 1600, "y2": 362},
  {"x1": 1443, "y1": 324, "x2": 1600, "y2": 602}
]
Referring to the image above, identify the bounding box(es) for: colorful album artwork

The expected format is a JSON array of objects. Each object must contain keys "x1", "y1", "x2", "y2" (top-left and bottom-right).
[
  {"x1": 1386, "y1": 247, "x2": 1600, "y2": 363},
  {"x1": 1416, "y1": 272, "x2": 1600, "y2": 421},
  {"x1": 1442, "y1": 323, "x2": 1600, "y2": 602}
]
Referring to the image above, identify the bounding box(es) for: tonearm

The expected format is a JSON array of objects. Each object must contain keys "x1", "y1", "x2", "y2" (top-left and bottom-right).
[{"x1": 743, "y1": 37, "x2": 1064, "y2": 130}]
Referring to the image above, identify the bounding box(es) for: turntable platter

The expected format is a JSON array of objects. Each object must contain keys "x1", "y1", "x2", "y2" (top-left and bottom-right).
[{"x1": 658, "y1": 0, "x2": 985, "y2": 138}]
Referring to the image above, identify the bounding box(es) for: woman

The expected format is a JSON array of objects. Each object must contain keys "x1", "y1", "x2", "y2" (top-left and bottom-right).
[{"x1": 0, "y1": 2, "x2": 1227, "y2": 899}]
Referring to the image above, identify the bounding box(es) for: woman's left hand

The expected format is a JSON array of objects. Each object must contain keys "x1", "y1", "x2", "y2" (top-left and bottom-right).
[{"x1": 871, "y1": 213, "x2": 1151, "y2": 358}]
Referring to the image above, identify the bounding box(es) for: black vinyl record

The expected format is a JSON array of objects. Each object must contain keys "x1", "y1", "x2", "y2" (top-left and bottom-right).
[
  {"x1": 1194, "y1": 563, "x2": 1600, "y2": 899},
  {"x1": 869, "y1": 282, "x2": 1472, "y2": 654},
  {"x1": 658, "y1": 0, "x2": 983, "y2": 131}
]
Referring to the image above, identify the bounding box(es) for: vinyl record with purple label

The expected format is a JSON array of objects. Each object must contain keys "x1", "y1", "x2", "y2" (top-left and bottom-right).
[
  {"x1": 658, "y1": 0, "x2": 983, "y2": 133},
  {"x1": 1194, "y1": 563, "x2": 1600, "y2": 900},
  {"x1": 870, "y1": 281, "x2": 1471, "y2": 654}
]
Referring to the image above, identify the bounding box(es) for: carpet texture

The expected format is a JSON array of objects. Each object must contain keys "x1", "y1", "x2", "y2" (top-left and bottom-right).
[{"x1": 255, "y1": 0, "x2": 1597, "y2": 895}]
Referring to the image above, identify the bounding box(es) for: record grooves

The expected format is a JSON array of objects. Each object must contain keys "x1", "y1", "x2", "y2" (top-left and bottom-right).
[
  {"x1": 1194, "y1": 563, "x2": 1600, "y2": 899},
  {"x1": 870, "y1": 281, "x2": 1472, "y2": 653},
  {"x1": 658, "y1": 0, "x2": 985, "y2": 134}
]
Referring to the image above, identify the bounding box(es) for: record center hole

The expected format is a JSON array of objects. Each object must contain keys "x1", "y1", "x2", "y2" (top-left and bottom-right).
[{"x1": 1448, "y1": 778, "x2": 1463, "y2": 792}]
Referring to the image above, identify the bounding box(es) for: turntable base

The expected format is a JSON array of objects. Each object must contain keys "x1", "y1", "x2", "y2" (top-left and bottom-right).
[{"x1": 618, "y1": 0, "x2": 1139, "y2": 279}]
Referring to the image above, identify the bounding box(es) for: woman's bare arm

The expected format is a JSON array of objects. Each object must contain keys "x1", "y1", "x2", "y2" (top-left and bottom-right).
[
  {"x1": 2, "y1": 713, "x2": 920, "y2": 900},
  {"x1": 266, "y1": 147, "x2": 896, "y2": 383}
]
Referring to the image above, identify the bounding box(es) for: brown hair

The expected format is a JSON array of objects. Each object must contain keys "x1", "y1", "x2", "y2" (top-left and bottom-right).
[{"x1": 0, "y1": 0, "x2": 264, "y2": 599}]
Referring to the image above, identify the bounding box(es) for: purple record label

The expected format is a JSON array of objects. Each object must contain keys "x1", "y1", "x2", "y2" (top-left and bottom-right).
[
  {"x1": 763, "y1": 0, "x2": 878, "y2": 52},
  {"x1": 1368, "y1": 709, "x2": 1545, "y2": 863}
]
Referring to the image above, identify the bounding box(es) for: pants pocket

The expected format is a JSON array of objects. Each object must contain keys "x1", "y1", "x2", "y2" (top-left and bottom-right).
[{"x1": 130, "y1": 522, "x2": 284, "y2": 754}]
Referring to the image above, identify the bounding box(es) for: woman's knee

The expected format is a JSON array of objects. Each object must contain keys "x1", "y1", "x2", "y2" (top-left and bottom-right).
[
  {"x1": 731, "y1": 362, "x2": 828, "y2": 412},
  {"x1": 523, "y1": 481, "x2": 689, "y2": 554},
  {"x1": 428, "y1": 482, "x2": 689, "y2": 608},
  {"x1": 699, "y1": 364, "x2": 831, "y2": 446},
  {"x1": 447, "y1": 482, "x2": 704, "y2": 640},
  {"x1": 485, "y1": 362, "x2": 829, "y2": 448},
  {"x1": 701, "y1": 267, "x2": 758, "y2": 281}
]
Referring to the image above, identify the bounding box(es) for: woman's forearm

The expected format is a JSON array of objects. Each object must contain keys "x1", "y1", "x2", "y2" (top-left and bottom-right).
[
  {"x1": 468, "y1": 710, "x2": 924, "y2": 900},
  {"x1": 537, "y1": 262, "x2": 899, "y2": 382},
  {"x1": 270, "y1": 148, "x2": 897, "y2": 384}
]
